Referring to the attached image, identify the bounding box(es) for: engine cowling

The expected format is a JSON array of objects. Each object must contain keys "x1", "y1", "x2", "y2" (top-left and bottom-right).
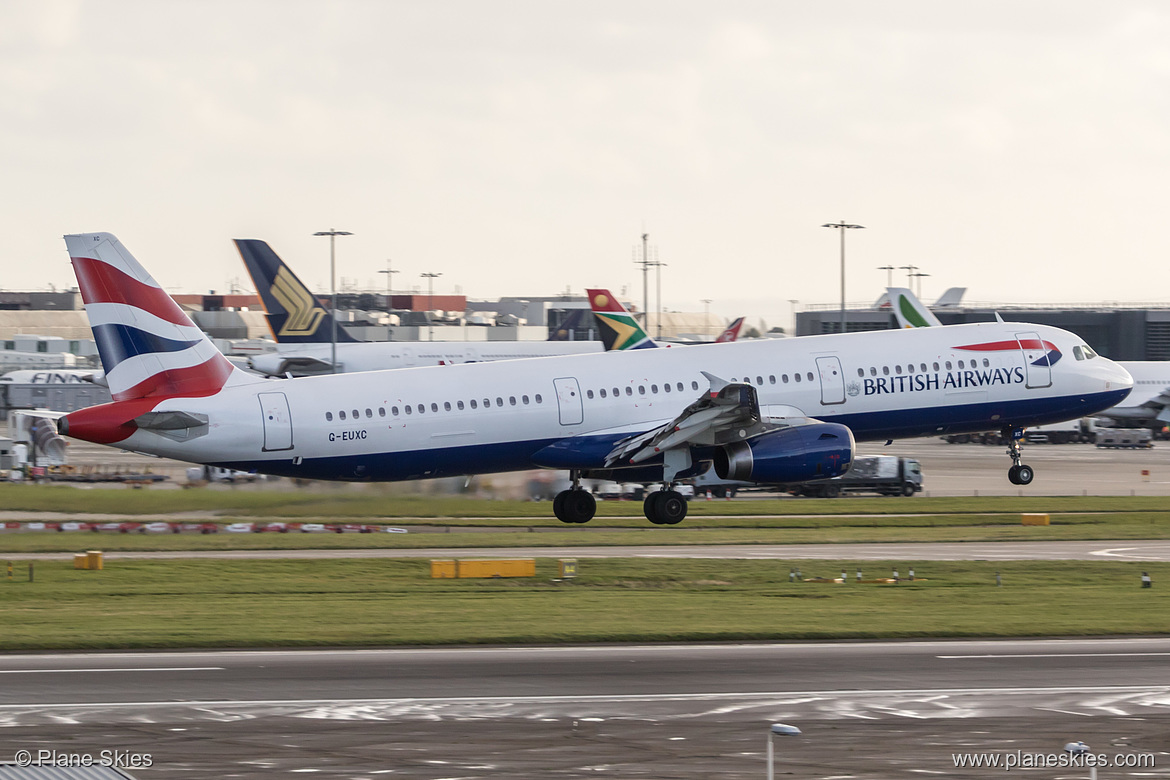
[{"x1": 712, "y1": 423, "x2": 855, "y2": 484}]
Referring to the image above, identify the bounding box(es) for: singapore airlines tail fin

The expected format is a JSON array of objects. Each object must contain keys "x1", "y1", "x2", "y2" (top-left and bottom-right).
[
  {"x1": 887, "y1": 287, "x2": 943, "y2": 328},
  {"x1": 586, "y1": 288, "x2": 658, "y2": 350},
  {"x1": 64, "y1": 233, "x2": 254, "y2": 402},
  {"x1": 234, "y1": 239, "x2": 359, "y2": 345}
]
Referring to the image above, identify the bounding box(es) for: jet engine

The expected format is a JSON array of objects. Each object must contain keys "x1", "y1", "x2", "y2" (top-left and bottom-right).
[{"x1": 712, "y1": 422, "x2": 855, "y2": 484}]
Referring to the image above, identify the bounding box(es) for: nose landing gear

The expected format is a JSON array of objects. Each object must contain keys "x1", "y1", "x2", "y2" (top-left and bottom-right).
[{"x1": 1004, "y1": 428, "x2": 1034, "y2": 485}]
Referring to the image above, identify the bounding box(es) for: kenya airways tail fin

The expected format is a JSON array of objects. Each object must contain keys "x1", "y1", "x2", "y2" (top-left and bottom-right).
[
  {"x1": 714, "y1": 316, "x2": 745, "y2": 343},
  {"x1": 234, "y1": 239, "x2": 359, "y2": 344},
  {"x1": 586, "y1": 288, "x2": 658, "y2": 350},
  {"x1": 65, "y1": 232, "x2": 256, "y2": 402},
  {"x1": 887, "y1": 287, "x2": 943, "y2": 328}
]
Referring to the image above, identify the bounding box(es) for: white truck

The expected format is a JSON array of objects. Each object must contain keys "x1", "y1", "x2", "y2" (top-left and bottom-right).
[{"x1": 790, "y1": 455, "x2": 923, "y2": 498}]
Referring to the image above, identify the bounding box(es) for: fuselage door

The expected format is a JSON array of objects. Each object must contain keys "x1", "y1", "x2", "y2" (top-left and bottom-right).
[
  {"x1": 1016, "y1": 331, "x2": 1053, "y2": 389},
  {"x1": 258, "y1": 392, "x2": 294, "y2": 451},
  {"x1": 553, "y1": 377, "x2": 584, "y2": 425},
  {"x1": 815, "y1": 356, "x2": 846, "y2": 405}
]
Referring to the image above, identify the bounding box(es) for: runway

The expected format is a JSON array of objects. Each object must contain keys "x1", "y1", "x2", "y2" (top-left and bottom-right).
[
  {"x1": 8, "y1": 538, "x2": 1170, "y2": 561},
  {"x1": 1, "y1": 640, "x2": 1168, "y2": 778}
]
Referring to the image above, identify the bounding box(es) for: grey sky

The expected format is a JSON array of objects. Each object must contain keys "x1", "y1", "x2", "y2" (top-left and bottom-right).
[{"x1": 4, "y1": 1, "x2": 1169, "y2": 327}]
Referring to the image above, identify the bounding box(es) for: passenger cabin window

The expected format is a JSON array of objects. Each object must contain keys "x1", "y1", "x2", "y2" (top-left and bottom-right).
[
  {"x1": 857, "y1": 369, "x2": 864, "y2": 378},
  {"x1": 523, "y1": 395, "x2": 529, "y2": 404},
  {"x1": 444, "y1": 402, "x2": 452, "y2": 411},
  {"x1": 339, "y1": 411, "x2": 347, "y2": 420},
  {"x1": 365, "y1": 408, "x2": 373, "y2": 418},
  {"x1": 895, "y1": 365, "x2": 902, "y2": 375},
  {"x1": 933, "y1": 362, "x2": 939, "y2": 371},
  {"x1": 691, "y1": 381, "x2": 699, "y2": 390},
  {"x1": 470, "y1": 399, "x2": 478, "y2": 409},
  {"x1": 325, "y1": 412, "x2": 333, "y2": 421},
  {"x1": 794, "y1": 373, "x2": 802, "y2": 383},
  {"x1": 625, "y1": 387, "x2": 632, "y2": 396},
  {"x1": 392, "y1": 406, "x2": 399, "y2": 415},
  {"x1": 457, "y1": 401, "x2": 465, "y2": 410},
  {"x1": 807, "y1": 372, "x2": 814, "y2": 381},
  {"x1": 535, "y1": 394, "x2": 543, "y2": 403},
  {"x1": 782, "y1": 374, "x2": 789, "y2": 383},
  {"x1": 378, "y1": 407, "x2": 386, "y2": 417},
  {"x1": 405, "y1": 406, "x2": 412, "y2": 415},
  {"x1": 600, "y1": 388, "x2": 607, "y2": 398},
  {"x1": 882, "y1": 366, "x2": 890, "y2": 376},
  {"x1": 945, "y1": 361, "x2": 953, "y2": 370},
  {"x1": 431, "y1": 403, "x2": 438, "y2": 413}
]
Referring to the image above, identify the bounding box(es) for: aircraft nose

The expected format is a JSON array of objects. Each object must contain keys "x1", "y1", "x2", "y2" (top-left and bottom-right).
[{"x1": 1101, "y1": 358, "x2": 1133, "y2": 394}]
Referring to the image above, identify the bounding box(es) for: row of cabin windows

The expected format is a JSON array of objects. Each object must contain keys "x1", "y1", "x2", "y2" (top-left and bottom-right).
[
  {"x1": 324, "y1": 393, "x2": 546, "y2": 422},
  {"x1": 323, "y1": 368, "x2": 826, "y2": 422},
  {"x1": 580, "y1": 371, "x2": 819, "y2": 401},
  {"x1": 855, "y1": 357, "x2": 992, "y2": 378}
]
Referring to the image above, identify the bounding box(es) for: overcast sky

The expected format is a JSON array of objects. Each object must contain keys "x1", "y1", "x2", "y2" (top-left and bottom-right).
[{"x1": 4, "y1": 1, "x2": 1170, "y2": 328}]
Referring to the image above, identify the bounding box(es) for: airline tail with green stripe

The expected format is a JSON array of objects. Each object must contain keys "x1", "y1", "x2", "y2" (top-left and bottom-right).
[{"x1": 887, "y1": 287, "x2": 943, "y2": 328}]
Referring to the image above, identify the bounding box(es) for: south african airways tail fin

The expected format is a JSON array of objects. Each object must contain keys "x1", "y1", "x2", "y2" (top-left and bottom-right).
[
  {"x1": 234, "y1": 239, "x2": 359, "y2": 344},
  {"x1": 586, "y1": 288, "x2": 658, "y2": 350}
]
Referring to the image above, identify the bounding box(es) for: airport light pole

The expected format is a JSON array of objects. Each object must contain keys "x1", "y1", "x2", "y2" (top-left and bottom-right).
[
  {"x1": 822, "y1": 221, "x2": 865, "y2": 334},
  {"x1": 911, "y1": 272, "x2": 930, "y2": 298},
  {"x1": 898, "y1": 263, "x2": 918, "y2": 288},
  {"x1": 421, "y1": 272, "x2": 442, "y2": 341},
  {"x1": 877, "y1": 265, "x2": 895, "y2": 288},
  {"x1": 767, "y1": 723, "x2": 802, "y2": 780},
  {"x1": 313, "y1": 229, "x2": 353, "y2": 373},
  {"x1": 378, "y1": 260, "x2": 398, "y2": 309}
]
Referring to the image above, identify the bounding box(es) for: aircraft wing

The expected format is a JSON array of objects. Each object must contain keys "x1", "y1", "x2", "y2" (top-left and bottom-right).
[{"x1": 606, "y1": 372, "x2": 774, "y2": 467}]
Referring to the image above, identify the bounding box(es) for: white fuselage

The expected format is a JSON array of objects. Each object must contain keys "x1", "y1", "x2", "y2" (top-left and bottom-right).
[
  {"x1": 108, "y1": 321, "x2": 1131, "y2": 482},
  {"x1": 249, "y1": 339, "x2": 601, "y2": 376}
]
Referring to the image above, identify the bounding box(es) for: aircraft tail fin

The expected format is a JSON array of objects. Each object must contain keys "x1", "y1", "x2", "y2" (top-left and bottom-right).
[
  {"x1": 934, "y1": 287, "x2": 967, "y2": 308},
  {"x1": 887, "y1": 287, "x2": 943, "y2": 328},
  {"x1": 234, "y1": 239, "x2": 359, "y2": 344},
  {"x1": 714, "y1": 316, "x2": 745, "y2": 343},
  {"x1": 64, "y1": 232, "x2": 252, "y2": 403},
  {"x1": 586, "y1": 288, "x2": 658, "y2": 350}
]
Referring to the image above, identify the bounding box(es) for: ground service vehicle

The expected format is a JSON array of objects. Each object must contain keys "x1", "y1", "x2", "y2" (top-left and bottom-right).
[{"x1": 792, "y1": 455, "x2": 922, "y2": 497}]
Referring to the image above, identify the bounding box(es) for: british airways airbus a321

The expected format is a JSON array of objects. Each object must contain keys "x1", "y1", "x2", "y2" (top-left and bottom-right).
[{"x1": 58, "y1": 233, "x2": 1132, "y2": 525}]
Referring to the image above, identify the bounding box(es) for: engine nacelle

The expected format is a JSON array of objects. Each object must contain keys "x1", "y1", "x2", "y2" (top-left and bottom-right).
[{"x1": 712, "y1": 423, "x2": 855, "y2": 484}]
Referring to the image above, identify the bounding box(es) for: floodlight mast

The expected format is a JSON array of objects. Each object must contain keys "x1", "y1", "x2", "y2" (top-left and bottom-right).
[
  {"x1": 822, "y1": 221, "x2": 865, "y2": 334},
  {"x1": 313, "y1": 229, "x2": 353, "y2": 373}
]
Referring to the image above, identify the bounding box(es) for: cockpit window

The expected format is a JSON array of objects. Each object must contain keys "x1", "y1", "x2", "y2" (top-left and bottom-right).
[
  {"x1": 1082, "y1": 345, "x2": 1098, "y2": 359},
  {"x1": 1073, "y1": 346, "x2": 1085, "y2": 361}
]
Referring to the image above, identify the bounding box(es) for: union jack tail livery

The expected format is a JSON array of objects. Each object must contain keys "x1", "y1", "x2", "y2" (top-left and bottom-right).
[{"x1": 60, "y1": 233, "x2": 260, "y2": 444}]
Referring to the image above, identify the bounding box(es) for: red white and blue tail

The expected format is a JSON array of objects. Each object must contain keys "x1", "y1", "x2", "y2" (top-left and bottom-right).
[{"x1": 65, "y1": 232, "x2": 252, "y2": 402}]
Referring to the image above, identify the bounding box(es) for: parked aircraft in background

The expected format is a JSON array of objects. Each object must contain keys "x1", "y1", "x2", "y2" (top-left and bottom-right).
[
  {"x1": 235, "y1": 239, "x2": 601, "y2": 376},
  {"x1": 59, "y1": 233, "x2": 1131, "y2": 524},
  {"x1": 888, "y1": 287, "x2": 1170, "y2": 429},
  {"x1": 586, "y1": 288, "x2": 745, "y2": 349},
  {"x1": 0, "y1": 368, "x2": 105, "y2": 385}
]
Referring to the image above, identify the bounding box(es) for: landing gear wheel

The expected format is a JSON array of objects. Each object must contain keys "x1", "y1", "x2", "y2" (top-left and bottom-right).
[
  {"x1": 1003, "y1": 428, "x2": 1034, "y2": 486},
  {"x1": 554, "y1": 489, "x2": 596, "y2": 523},
  {"x1": 1009, "y1": 464, "x2": 1034, "y2": 485},
  {"x1": 645, "y1": 490, "x2": 688, "y2": 525}
]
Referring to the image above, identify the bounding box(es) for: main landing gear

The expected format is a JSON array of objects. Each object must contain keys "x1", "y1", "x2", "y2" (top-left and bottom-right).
[
  {"x1": 553, "y1": 470, "x2": 596, "y2": 524},
  {"x1": 1004, "y1": 428, "x2": 1035, "y2": 485},
  {"x1": 644, "y1": 487, "x2": 688, "y2": 525}
]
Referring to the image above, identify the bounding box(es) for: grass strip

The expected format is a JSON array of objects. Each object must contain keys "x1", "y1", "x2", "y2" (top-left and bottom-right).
[
  {"x1": 4, "y1": 512, "x2": 1170, "y2": 553},
  {"x1": 3, "y1": 485, "x2": 1170, "y2": 518},
  {"x1": 1, "y1": 558, "x2": 1167, "y2": 651}
]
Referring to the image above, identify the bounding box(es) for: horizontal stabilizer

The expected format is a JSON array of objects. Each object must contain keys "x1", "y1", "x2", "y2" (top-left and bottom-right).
[{"x1": 133, "y1": 410, "x2": 209, "y2": 430}]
